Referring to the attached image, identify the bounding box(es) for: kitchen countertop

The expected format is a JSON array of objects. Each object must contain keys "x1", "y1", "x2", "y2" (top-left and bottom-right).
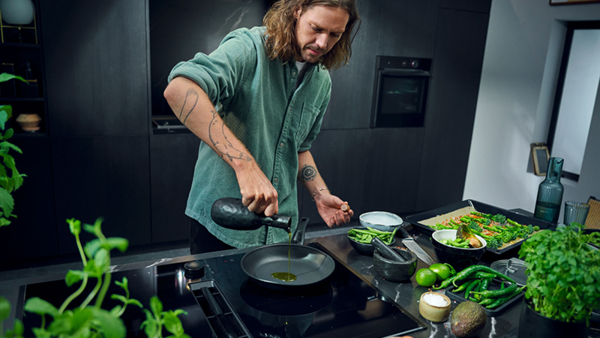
[
  {"x1": 306, "y1": 228, "x2": 523, "y2": 338},
  {"x1": 1, "y1": 223, "x2": 598, "y2": 338}
]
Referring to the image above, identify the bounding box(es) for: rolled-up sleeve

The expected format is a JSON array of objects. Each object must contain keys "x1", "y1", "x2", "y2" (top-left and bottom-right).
[{"x1": 168, "y1": 29, "x2": 258, "y2": 107}]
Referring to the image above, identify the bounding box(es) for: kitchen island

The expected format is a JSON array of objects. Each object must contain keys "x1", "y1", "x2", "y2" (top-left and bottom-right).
[{"x1": 1, "y1": 225, "x2": 597, "y2": 338}]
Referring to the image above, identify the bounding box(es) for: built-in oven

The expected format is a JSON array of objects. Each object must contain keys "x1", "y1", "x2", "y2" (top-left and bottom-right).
[{"x1": 371, "y1": 56, "x2": 432, "y2": 128}]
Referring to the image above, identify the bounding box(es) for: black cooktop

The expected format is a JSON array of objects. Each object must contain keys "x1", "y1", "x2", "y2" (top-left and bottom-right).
[{"x1": 21, "y1": 243, "x2": 426, "y2": 338}]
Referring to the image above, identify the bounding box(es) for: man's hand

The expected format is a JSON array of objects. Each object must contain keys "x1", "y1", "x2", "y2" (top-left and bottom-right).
[
  {"x1": 235, "y1": 160, "x2": 279, "y2": 216},
  {"x1": 315, "y1": 193, "x2": 354, "y2": 227}
]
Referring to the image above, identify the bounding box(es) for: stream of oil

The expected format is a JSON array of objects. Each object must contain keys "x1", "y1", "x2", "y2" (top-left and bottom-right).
[{"x1": 271, "y1": 232, "x2": 297, "y2": 282}]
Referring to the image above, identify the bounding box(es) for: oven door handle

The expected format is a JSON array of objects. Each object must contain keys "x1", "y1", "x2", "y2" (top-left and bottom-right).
[{"x1": 381, "y1": 69, "x2": 431, "y2": 77}]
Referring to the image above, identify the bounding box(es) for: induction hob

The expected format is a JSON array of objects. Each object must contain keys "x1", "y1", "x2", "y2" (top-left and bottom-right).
[{"x1": 20, "y1": 243, "x2": 426, "y2": 338}]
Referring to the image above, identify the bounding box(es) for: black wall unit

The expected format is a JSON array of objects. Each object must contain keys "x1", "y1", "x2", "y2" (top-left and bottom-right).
[
  {"x1": 150, "y1": 134, "x2": 200, "y2": 243},
  {"x1": 0, "y1": 136, "x2": 57, "y2": 263},
  {"x1": 440, "y1": 0, "x2": 492, "y2": 13},
  {"x1": 149, "y1": 0, "x2": 270, "y2": 121},
  {"x1": 299, "y1": 129, "x2": 372, "y2": 222},
  {"x1": 51, "y1": 136, "x2": 151, "y2": 255},
  {"x1": 39, "y1": 0, "x2": 149, "y2": 137},
  {"x1": 416, "y1": 8, "x2": 490, "y2": 212},
  {"x1": 325, "y1": 0, "x2": 440, "y2": 130}
]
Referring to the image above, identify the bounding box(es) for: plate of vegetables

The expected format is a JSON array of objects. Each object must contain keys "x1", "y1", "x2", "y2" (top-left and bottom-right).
[{"x1": 405, "y1": 200, "x2": 556, "y2": 254}]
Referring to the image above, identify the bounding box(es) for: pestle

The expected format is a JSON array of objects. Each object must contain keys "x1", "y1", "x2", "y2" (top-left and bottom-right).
[
  {"x1": 371, "y1": 237, "x2": 406, "y2": 262},
  {"x1": 211, "y1": 197, "x2": 291, "y2": 233}
]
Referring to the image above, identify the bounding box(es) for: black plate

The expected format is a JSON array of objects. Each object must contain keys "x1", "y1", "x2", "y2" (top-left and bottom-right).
[
  {"x1": 404, "y1": 200, "x2": 556, "y2": 254},
  {"x1": 446, "y1": 280, "x2": 524, "y2": 317}
]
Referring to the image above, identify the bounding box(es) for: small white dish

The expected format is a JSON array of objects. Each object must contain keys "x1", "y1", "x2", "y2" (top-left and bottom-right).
[{"x1": 359, "y1": 211, "x2": 403, "y2": 232}]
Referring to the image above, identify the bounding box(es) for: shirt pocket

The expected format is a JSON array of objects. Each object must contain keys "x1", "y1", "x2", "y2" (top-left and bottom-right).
[{"x1": 295, "y1": 102, "x2": 320, "y2": 145}]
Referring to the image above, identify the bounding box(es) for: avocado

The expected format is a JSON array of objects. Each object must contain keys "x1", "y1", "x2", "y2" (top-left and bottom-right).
[{"x1": 451, "y1": 301, "x2": 487, "y2": 337}]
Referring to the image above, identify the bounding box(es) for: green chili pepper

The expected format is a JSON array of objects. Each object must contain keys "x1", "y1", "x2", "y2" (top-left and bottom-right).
[
  {"x1": 480, "y1": 278, "x2": 491, "y2": 292},
  {"x1": 452, "y1": 279, "x2": 476, "y2": 293},
  {"x1": 445, "y1": 263, "x2": 456, "y2": 276},
  {"x1": 479, "y1": 298, "x2": 495, "y2": 306},
  {"x1": 486, "y1": 286, "x2": 525, "y2": 309},
  {"x1": 473, "y1": 283, "x2": 518, "y2": 298},
  {"x1": 464, "y1": 279, "x2": 481, "y2": 298},
  {"x1": 433, "y1": 275, "x2": 459, "y2": 290},
  {"x1": 474, "y1": 278, "x2": 489, "y2": 301},
  {"x1": 452, "y1": 265, "x2": 516, "y2": 287},
  {"x1": 471, "y1": 272, "x2": 497, "y2": 279}
]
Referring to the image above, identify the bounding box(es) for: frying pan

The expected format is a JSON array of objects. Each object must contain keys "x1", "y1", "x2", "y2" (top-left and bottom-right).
[
  {"x1": 240, "y1": 217, "x2": 335, "y2": 291},
  {"x1": 210, "y1": 198, "x2": 335, "y2": 291}
]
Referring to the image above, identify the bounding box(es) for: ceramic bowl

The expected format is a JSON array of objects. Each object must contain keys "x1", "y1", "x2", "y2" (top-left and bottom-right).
[
  {"x1": 373, "y1": 248, "x2": 417, "y2": 282},
  {"x1": 431, "y1": 229, "x2": 487, "y2": 271},
  {"x1": 359, "y1": 211, "x2": 403, "y2": 232},
  {"x1": 347, "y1": 228, "x2": 397, "y2": 256},
  {"x1": 419, "y1": 292, "x2": 451, "y2": 322}
]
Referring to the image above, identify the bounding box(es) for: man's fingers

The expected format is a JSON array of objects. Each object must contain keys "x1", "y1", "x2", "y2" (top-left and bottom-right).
[
  {"x1": 242, "y1": 196, "x2": 253, "y2": 207},
  {"x1": 246, "y1": 198, "x2": 259, "y2": 212},
  {"x1": 264, "y1": 202, "x2": 278, "y2": 217}
]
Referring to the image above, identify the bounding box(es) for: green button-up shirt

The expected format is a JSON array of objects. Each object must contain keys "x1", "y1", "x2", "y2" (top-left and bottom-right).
[{"x1": 168, "y1": 26, "x2": 331, "y2": 248}]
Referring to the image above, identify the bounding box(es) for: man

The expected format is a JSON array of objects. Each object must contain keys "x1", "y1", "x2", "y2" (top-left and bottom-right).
[{"x1": 164, "y1": 0, "x2": 360, "y2": 254}]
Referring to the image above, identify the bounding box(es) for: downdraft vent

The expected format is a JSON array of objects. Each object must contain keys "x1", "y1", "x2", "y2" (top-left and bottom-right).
[{"x1": 190, "y1": 280, "x2": 251, "y2": 338}]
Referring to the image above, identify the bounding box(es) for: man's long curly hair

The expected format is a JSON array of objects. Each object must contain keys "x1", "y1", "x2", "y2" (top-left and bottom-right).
[{"x1": 263, "y1": 0, "x2": 360, "y2": 70}]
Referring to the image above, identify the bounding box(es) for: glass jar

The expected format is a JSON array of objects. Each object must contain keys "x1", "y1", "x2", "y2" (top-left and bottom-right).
[{"x1": 534, "y1": 157, "x2": 564, "y2": 223}]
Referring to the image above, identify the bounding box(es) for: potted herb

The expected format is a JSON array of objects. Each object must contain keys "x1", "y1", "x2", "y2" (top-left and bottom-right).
[
  {"x1": 517, "y1": 223, "x2": 600, "y2": 338},
  {"x1": 0, "y1": 218, "x2": 190, "y2": 338},
  {"x1": 0, "y1": 73, "x2": 29, "y2": 228}
]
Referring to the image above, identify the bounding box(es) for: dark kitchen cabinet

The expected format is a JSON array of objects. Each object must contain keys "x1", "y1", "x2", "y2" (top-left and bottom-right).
[
  {"x1": 416, "y1": 8, "x2": 490, "y2": 212},
  {"x1": 0, "y1": 136, "x2": 57, "y2": 263},
  {"x1": 39, "y1": 0, "x2": 149, "y2": 137},
  {"x1": 325, "y1": 0, "x2": 440, "y2": 130},
  {"x1": 361, "y1": 128, "x2": 425, "y2": 215},
  {"x1": 51, "y1": 136, "x2": 151, "y2": 254},
  {"x1": 300, "y1": 129, "x2": 371, "y2": 223},
  {"x1": 150, "y1": 134, "x2": 200, "y2": 243},
  {"x1": 300, "y1": 128, "x2": 424, "y2": 222},
  {"x1": 440, "y1": 0, "x2": 492, "y2": 13}
]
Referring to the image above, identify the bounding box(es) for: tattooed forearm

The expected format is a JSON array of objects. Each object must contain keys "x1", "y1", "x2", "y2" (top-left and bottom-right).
[
  {"x1": 299, "y1": 164, "x2": 317, "y2": 182},
  {"x1": 179, "y1": 88, "x2": 199, "y2": 124},
  {"x1": 208, "y1": 110, "x2": 252, "y2": 162}
]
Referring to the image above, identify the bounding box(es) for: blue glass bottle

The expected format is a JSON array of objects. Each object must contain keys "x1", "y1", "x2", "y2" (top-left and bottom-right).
[{"x1": 534, "y1": 157, "x2": 564, "y2": 223}]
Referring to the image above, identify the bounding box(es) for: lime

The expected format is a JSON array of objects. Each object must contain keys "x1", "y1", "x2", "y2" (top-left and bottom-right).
[
  {"x1": 429, "y1": 263, "x2": 452, "y2": 282},
  {"x1": 415, "y1": 268, "x2": 437, "y2": 287}
]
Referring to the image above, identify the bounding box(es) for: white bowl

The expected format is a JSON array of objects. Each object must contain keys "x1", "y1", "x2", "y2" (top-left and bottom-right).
[{"x1": 359, "y1": 211, "x2": 403, "y2": 232}]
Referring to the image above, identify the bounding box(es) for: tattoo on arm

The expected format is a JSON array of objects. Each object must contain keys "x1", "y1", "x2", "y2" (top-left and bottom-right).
[
  {"x1": 179, "y1": 88, "x2": 199, "y2": 124},
  {"x1": 208, "y1": 110, "x2": 252, "y2": 162},
  {"x1": 300, "y1": 164, "x2": 317, "y2": 182}
]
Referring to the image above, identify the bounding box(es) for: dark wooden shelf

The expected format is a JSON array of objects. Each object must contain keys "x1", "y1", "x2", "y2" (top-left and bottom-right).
[
  {"x1": 0, "y1": 97, "x2": 44, "y2": 102},
  {"x1": 152, "y1": 127, "x2": 191, "y2": 135},
  {"x1": 0, "y1": 42, "x2": 40, "y2": 48},
  {"x1": 12, "y1": 132, "x2": 48, "y2": 138}
]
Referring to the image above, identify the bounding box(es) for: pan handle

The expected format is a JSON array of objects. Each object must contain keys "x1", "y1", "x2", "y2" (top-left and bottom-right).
[{"x1": 292, "y1": 217, "x2": 310, "y2": 245}]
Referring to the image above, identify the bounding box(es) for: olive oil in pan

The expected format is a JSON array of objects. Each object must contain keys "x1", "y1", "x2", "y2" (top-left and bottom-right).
[{"x1": 271, "y1": 232, "x2": 297, "y2": 282}]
